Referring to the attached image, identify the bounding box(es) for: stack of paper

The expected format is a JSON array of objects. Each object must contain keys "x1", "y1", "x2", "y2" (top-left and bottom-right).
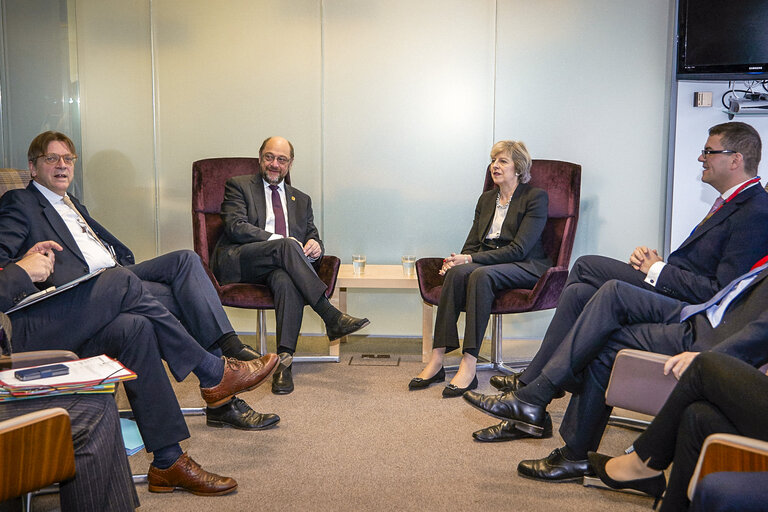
[{"x1": 0, "y1": 354, "x2": 136, "y2": 401}]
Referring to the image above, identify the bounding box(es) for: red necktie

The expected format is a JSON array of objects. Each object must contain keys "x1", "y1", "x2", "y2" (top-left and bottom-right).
[{"x1": 269, "y1": 185, "x2": 286, "y2": 236}]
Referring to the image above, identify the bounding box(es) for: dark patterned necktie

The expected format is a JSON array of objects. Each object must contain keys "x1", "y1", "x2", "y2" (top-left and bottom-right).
[{"x1": 269, "y1": 185, "x2": 287, "y2": 236}]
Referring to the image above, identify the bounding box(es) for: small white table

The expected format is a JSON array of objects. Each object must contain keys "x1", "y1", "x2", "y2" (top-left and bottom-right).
[{"x1": 330, "y1": 264, "x2": 434, "y2": 362}]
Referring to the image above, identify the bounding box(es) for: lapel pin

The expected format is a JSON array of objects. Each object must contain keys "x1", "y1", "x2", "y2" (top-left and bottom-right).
[{"x1": 291, "y1": 196, "x2": 296, "y2": 201}]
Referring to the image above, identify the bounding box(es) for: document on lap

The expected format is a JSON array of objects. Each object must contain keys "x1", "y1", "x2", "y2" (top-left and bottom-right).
[
  {"x1": 0, "y1": 354, "x2": 136, "y2": 400},
  {"x1": 4, "y1": 267, "x2": 107, "y2": 314}
]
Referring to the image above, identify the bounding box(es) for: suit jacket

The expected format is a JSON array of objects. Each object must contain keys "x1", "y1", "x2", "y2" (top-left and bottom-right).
[
  {"x1": 0, "y1": 183, "x2": 135, "y2": 288},
  {"x1": 460, "y1": 183, "x2": 551, "y2": 278},
  {"x1": 658, "y1": 185, "x2": 768, "y2": 303},
  {"x1": 691, "y1": 265, "x2": 768, "y2": 368},
  {"x1": 212, "y1": 174, "x2": 323, "y2": 284},
  {"x1": 0, "y1": 263, "x2": 40, "y2": 313}
]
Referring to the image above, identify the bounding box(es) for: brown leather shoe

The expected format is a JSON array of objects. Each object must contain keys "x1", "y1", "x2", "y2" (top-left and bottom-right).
[
  {"x1": 200, "y1": 354, "x2": 279, "y2": 405},
  {"x1": 147, "y1": 452, "x2": 237, "y2": 496}
]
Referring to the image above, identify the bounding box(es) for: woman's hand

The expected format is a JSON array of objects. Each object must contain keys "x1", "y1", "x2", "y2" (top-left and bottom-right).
[
  {"x1": 439, "y1": 253, "x2": 472, "y2": 275},
  {"x1": 663, "y1": 351, "x2": 699, "y2": 380}
]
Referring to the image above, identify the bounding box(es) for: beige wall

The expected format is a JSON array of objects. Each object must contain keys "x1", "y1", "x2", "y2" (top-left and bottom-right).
[{"x1": 74, "y1": 0, "x2": 673, "y2": 338}]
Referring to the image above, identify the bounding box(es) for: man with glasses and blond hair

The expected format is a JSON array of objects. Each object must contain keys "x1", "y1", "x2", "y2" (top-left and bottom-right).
[
  {"x1": 468, "y1": 121, "x2": 768, "y2": 480},
  {"x1": 0, "y1": 130, "x2": 279, "y2": 431},
  {"x1": 211, "y1": 136, "x2": 369, "y2": 394}
]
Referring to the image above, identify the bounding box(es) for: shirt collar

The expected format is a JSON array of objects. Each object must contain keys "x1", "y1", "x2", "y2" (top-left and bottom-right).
[
  {"x1": 263, "y1": 179, "x2": 286, "y2": 192},
  {"x1": 720, "y1": 177, "x2": 759, "y2": 199},
  {"x1": 32, "y1": 180, "x2": 68, "y2": 205}
]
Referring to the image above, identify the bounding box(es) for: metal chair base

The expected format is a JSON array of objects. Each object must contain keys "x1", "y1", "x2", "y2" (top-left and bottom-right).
[
  {"x1": 254, "y1": 310, "x2": 339, "y2": 363},
  {"x1": 443, "y1": 314, "x2": 531, "y2": 375},
  {"x1": 607, "y1": 414, "x2": 651, "y2": 431}
]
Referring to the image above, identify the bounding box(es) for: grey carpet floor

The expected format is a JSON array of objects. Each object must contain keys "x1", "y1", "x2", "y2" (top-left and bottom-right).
[{"x1": 33, "y1": 336, "x2": 656, "y2": 511}]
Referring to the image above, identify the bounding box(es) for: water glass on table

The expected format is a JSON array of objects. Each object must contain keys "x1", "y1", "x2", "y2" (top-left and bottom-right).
[
  {"x1": 352, "y1": 254, "x2": 366, "y2": 275},
  {"x1": 401, "y1": 255, "x2": 416, "y2": 276}
]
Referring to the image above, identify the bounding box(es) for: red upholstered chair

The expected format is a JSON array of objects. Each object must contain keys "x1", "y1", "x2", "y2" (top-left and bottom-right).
[
  {"x1": 415, "y1": 159, "x2": 581, "y2": 373},
  {"x1": 192, "y1": 157, "x2": 341, "y2": 362}
]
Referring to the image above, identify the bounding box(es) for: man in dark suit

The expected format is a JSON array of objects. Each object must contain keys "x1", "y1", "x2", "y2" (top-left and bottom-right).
[
  {"x1": 482, "y1": 121, "x2": 768, "y2": 442},
  {"x1": 0, "y1": 131, "x2": 259, "y2": 362},
  {"x1": 465, "y1": 255, "x2": 768, "y2": 483},
  {"x1": 1, "y1": 242, "x2": 282, "y2": 495},
  {"x1": 212, "y1": 136, "x2": 369, "y2": 394}
]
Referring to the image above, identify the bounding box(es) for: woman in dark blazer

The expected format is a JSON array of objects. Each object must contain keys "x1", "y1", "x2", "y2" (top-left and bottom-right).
[{"x1": 409, "y1": 140, "x2": 552, "y2": 397}]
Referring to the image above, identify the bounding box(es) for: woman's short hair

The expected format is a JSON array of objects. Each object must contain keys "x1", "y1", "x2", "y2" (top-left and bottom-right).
[{"x1": 491, "y1": 140, "x2": 532, "y2": 183}]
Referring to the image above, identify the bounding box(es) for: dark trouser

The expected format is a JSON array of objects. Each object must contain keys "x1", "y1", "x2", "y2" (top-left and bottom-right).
[
  {"x1": 237, "y1": 238, "x2": 328, "y2": 352},
  {"x1": 690, "y1": 472, "x2": 768, "y2": 512},
  {"x1": 128, "y1": 249, "x2": 234, "y2": 351},
  {"x1": 633, "y1": 352, "x2": 768, "y2": 512},
  {"x1": 9, "y1": 267, "x2": 209, "y2": 452},
  {"x1": 433, "y1": 262, "x2": 538, "y2": 354},
  {"x1": 535, "y1": 279, "x2": 691, "y2": 457},
  {"x1": 0, "y1": 395, "x2": 138, "y2": 512},
  {"x1": 520, "y1": 255, "x2": 653, "y2": 383}
]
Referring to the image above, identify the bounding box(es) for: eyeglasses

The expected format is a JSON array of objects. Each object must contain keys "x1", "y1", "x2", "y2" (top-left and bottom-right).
[
  {"x1": 701, "y1": 149, "x2": 737, "y2": 157},
  {"x1": 261, "y1": 153, "x2": 291, "y2": 166},
  {"x1": 34, "y1": 153, "x2": 78, "y2": 165}
]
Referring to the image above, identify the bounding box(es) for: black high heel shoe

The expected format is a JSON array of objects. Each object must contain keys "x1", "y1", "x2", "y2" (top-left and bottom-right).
[
  {"x1": 409, "y1": 367, "x2": 446, "y2": 390},
  {"x1": 442, "y1": 375, "x2": 478, "y2": 398},
  {"x1": 588, "y1": 452, "x2": 666, "y2": 509}
]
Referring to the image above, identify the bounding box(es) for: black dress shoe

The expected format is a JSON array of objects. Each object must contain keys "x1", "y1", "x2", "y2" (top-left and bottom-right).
[
  {"x1": 272, "y1": 364, "x2": 294, "y2": 395},
  {"x1": 225, "y1": 343, "x2": 261, "y2": 361},
  {"x1": 472, "y1": 415, "x2": 553, "y2": 442},
  {"x1": 205, "y1": 397, "x2": 280, "y2": 430},
  {"x1": 442, "y1": 375, "x2": 478, "y2": 398},
  {"x1": 326, "y1": 313, "x2": 370, "y2": 341},
  {"x1": 463, "y1": 390, "x2": 547, "y2": 436},
  {"x1": 408, "y1": 367, "x2": 446, "y2": 390},
  {"x1": 518, "y1": 448, "x2": 592, "y2": 482},
  {"x1": 588, "y1": 452, "x2": 666, "y2": 508},
  {"x1": 489, "y1": 372, "x2": 565, "y2": 398}
]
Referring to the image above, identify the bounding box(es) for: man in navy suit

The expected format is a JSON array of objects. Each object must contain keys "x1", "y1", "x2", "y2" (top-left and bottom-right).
[
  {"x1": 0, "y1": 131, "x2": 277, "y2": 429},
  {"x1": 0, "y1": 131, "x2": 259, "y2": 361},
  {"x1": 212, "y1": 136, "x2": 369, "y2": 394},
  {"x1": 0, "y1": 242, "x2": 281, "y2": 496}
]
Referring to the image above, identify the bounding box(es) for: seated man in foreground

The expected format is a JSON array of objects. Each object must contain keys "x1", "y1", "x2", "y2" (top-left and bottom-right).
[
  {"x1": 464, "y1": 254, "x2": 768, "y2": 483},
  {"x1": 212, "y1": 136, "x2": 369, "y2": 394},
  {"x1": 0, "y1": 313, "x2": 137, "y2": 511},
  {"x1": 2, "y1": 242, "x2": 284, "y2": 495},
  {"x1": 0, "y1": 130, "x2": 259, "y2": 362}
]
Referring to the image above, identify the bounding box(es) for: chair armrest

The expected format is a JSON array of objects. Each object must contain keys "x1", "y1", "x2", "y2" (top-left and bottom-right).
[
  {"x1": 0, "y1": 350, "x2": 79, "y2": 370},
  {"x1": 0, "y1": 407, "x2": 76, "y2": 502},
  {"x1": 526, "y1": 266, "x2": 569, "y2": 311},
  {"x1": 605, "y1": 349, "x2": 677, "y2": 416},
  {"x1": 415, "y1": 258, "x2": 445, "y2": 305},
  {"x1": 688, "y1": 433, "x2": 768, "y2": 500}
]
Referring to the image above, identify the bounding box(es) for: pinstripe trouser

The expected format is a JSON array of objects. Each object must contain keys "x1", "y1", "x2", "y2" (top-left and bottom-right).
[{"x1": 0, "y1": 394, "x2": 138, "y2": 512}]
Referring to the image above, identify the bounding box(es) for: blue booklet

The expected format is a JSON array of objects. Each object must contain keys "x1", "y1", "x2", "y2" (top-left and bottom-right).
[{"x1": 120, "y1": 418, "x2": 144, "y2": 456}]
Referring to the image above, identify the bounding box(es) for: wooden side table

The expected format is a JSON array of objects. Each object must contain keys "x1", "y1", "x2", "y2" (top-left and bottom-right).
[{"x1": 330, "y1": 264, "x2": 433, "y2": 362}]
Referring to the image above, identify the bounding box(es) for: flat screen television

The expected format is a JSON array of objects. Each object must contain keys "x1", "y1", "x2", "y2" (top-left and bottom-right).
[{"x1": 676, "y1": 0, "x2": 768, "y2": 81}]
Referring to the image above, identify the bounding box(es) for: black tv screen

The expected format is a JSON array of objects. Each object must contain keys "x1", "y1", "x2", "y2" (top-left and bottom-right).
[{"x1": 677, "y1": 0, "x2": 768, "y2": 80}]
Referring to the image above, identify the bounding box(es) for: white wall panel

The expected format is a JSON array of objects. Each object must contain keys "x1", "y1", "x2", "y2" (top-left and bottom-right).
[{"x1": 76, "y1": 0, "x2": 156, "y2": 261}]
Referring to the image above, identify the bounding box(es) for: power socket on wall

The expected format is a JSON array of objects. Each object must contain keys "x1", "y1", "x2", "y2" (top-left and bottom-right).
[{"x1": 693, "y1": 91, "x2": 713, "y2": 107}]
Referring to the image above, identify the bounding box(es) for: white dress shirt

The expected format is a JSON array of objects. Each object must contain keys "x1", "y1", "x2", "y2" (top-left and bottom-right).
[{"x1": 33, "y1": 181, "x2": 116, "y2": 272}]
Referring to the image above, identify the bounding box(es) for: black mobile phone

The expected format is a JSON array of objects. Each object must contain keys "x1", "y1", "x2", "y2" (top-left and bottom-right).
[{"x1": 14, "y1": 364, "x2": 69, "y2": 381}]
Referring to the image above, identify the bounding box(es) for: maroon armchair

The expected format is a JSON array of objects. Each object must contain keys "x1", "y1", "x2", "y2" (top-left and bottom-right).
[
  {"x1": 192, "y1": 157, "x2": 340, "y2": 361},
  {"x1": 415, "y1": 159, "x2": 581, "y2": 373}
]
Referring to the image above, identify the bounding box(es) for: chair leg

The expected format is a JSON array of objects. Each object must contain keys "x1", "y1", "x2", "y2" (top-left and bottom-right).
[
  {"x1": 446, "y1": 314, "x2": 530, "y2": 375},
  {"x1": 257, "y1": 310, "x2": 268, "y2": 355}
]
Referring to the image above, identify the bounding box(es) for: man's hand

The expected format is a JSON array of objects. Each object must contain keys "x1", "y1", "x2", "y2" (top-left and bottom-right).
[
  {"x1": 16, "y1": 253, "x2": 55, "y2": 282},
  {"x1": 303, "y1": 239, "x2": 322, "y2": 259},
  {"x1": 15, "y1": 241, "x2": 63, "y2": 283},
  {"x1": 439, "y1": 253, "x2": 472, "y2": 276},
  {"x1": 663, "y1": 351, "x2": 700, "y2": 380},
  {"x1": 629, "y1": 246, "x2": 662, "y2": 274}
]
